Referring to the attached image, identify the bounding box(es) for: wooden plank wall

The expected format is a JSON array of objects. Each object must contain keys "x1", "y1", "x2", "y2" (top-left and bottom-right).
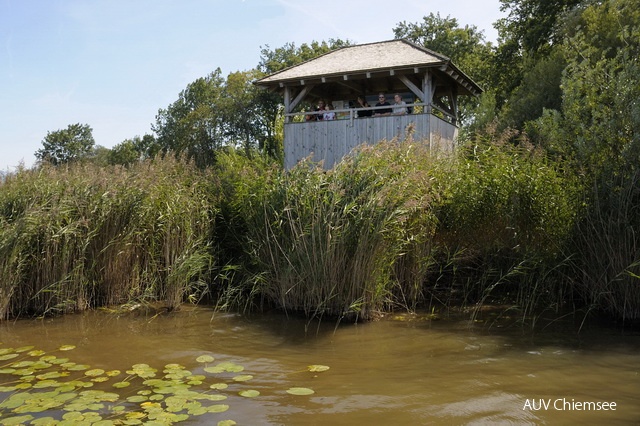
[{"x1": 283, "y1": 113, "x2": 457, "y2": 169}]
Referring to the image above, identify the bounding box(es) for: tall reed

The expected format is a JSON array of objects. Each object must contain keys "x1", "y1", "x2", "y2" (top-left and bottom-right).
[
  {"x1": 570, "y1": 170, "x2": 640, "y2": 321},
  {"x1": 0, "y1": 157, "x2": 216, "y2": 319},
  {"x1": 432, "y1": 136, "x2": 580, "y2": 319},
  {"x1": 218, "y1": 140, "x2": 443, "y2": 320}
]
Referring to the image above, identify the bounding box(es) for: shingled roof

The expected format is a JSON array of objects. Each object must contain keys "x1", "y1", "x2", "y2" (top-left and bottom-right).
[{"x1": 254, "y1": 39, "x2": 482, "y2": 97}]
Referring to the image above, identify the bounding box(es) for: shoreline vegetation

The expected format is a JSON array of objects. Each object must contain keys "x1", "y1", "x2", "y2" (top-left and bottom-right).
[{"x1": 1, "y1": 134, "x2": 638, "y2": 327}]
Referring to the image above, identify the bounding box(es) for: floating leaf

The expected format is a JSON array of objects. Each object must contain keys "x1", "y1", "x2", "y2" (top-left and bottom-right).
[
  {"x1": 232, "y1": 374, "x2": 253, "y2": 382},
  {"x1": 113, "y1": 381, "x2": 131, "y2": 389},
  {"x1": 67, "y1": 364, "x2": 90, "y2": 371},
  {"x1": 0, "y1": 353, "x2": 19, "y2": 360},
  {"x1": 31, "y1": 417, "x2": 59, "y2": 425},
  {"x1": 208, "y1": 404, "x2": 230, "y2": 413},
  {"x1": 36, "y1": 371, "x2": 69, "y2": 380},
  {"x1": 27, "y1": 350, "x2": 46, "y2": 357},
  {"x1": 85, "y1": 369, "x2": 106, "y2": 377},
  {"x1": 238, "y1": 390, "x2": 260, "y2": 398},
  {"x1": 286, "y1": 387, "x2": 315, "y2": 395},
  {"x1": 1, "y1": 415, "x2": 35, "y2": 425},
  {"x1": 307, "y1": 365, "x2": 330, "y2": 372},
  {"x1": 202, "y1": 394, "x2": 227, "y2": 402},
  {"x1": 209, "y1": 383, "x2": 228, "y2": 390},
  {"x1": 59, "y1": 345, "x2": 76, "y2": 351},
  {"x1": 196, "y1": 355, "x2": 214, "y2": 363},
  {"x1": 15, "y1": 346, "x2": 35, "y2": 353},
  {"x1": 39, "y1": 355, "x2": 57, "y2": 362},
  {"x1": 92, "y1": 376, "x2": 110, "y2": 383},
  {"x1": 106, "y1": 370, "x2": 121, "y2": 377},
  {"x1": 205, "y1": 361, "x2": 244, "y2": 374},
  {"x1": 218, "y1": 421, "x2": 237, "y2": 426},
  {"x1": 11, "y1": 361, "x2": 34, "y2": 368}
]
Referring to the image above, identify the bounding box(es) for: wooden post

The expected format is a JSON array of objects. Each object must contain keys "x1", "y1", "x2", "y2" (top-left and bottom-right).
[{"x1": 284, "y1": 87, "x2": 291, "y2": 124}]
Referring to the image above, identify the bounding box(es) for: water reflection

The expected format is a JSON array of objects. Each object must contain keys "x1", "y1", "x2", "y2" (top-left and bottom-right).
[{"x1": 0, "y1": 307, "x2": 638, "y2": 425}]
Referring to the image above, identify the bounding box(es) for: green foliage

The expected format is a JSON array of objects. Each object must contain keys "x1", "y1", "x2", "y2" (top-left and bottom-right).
[
  {"x1": 35, "y1": 123, "x2": 95, "y2": 166},
  {"x1": 491, "y1": 0, "x2": 582, "y2": 109},
  {"x1": 497, "y1": 48, "x2": 565, "y2": 131},
  {"x1": 153, "y1": 69, "x2": 227, "y2": 168},
  {"x1": 0, "y1": 345, "x2": 323, "y2": 424},
  {"x1": 108, "y1": 139, "x2": 140, "y2": 166},
  {"x1": 0, "y1": 157, "x2": 217, "y2": 318}
]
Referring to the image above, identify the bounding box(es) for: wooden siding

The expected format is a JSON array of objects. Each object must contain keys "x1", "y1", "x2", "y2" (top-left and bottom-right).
[{"x1": 283, "y1": 113, "x2": 458, "y2": 169}]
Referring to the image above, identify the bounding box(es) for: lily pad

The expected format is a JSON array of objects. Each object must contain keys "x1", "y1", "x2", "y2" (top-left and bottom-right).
[
  {"x1": 0, "y1": 353, "x2": 19, "y2": 360},
  {"x1": 196, "y1": 355, "x2": 214, "y2": 363},
  {"x1": 1, "y1": 415, "x2": 35, "y2": 425},
  {"x1": 307, "y1": 365, "x2": 330, "y2": 372},
  {"x1": 238, "y1": 389, "x2": 260, "y2": 398},
  {"x1": 204, "y1": 361, "x2": 244, "y2": 374},
  {"x1": 218, "y1": 421, "x2": 237, "y2": 426},
  {"x1": 286, "y1": 387, "x2": 315, "y2": 395},
  {"x1": 209, "y1": 383, "x2": 228, "y2": 390},
  {"x1": 59, "y1": 345, "x2": 76, "y2": 351},
  {"x1": 232, "y1": 374, "x2": 253, "y2": 382},
  {"x1": 85, "y1": 368, "x2": 106, "y2": 377}
]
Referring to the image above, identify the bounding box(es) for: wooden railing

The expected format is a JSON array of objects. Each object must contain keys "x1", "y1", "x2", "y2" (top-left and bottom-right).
[{"x1": 284, "y1": 102, "x2": 456, "y2": 126}]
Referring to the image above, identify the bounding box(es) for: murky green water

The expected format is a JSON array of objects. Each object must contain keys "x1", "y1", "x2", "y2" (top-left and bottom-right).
[{"x1": 0, "y1": 307, "x2": 639, "y2": 425}]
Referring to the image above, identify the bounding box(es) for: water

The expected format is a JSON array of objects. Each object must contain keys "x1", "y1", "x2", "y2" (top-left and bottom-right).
[{"x1": 0, "y1": 307, "x2": 638, "y2": 425}]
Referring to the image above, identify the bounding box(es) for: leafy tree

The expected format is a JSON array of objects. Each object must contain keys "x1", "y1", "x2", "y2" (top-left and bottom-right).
[
  {"x1": 108, "y1": 140, "x2": 140, "y2": 166},
  {"x1": 153, "y1": 69, "x2": 226, "y2": 168},
  {"x1": 222, "y1": 69, "x2": 281, "y2": 157},
  {"x1": 35, "y1": 123, "x2": 95, "y2": 166},
  {"x1": 555, "y1": 0, "x2": 640, "y2": 176},
  {"x1": 496, "y1": 47, "x2": 566, "y2": 131},
  {"x1": 491, "y1": 0, "x2": 583, "y2": 108}
]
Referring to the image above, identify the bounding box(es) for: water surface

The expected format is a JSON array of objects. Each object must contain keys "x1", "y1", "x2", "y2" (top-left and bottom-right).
[{"x1": 0, "y1": 307, "x2": 638, "y2": 425}]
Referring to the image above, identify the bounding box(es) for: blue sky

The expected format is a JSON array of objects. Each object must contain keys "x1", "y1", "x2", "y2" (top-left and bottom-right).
[{"x1": 1, "y1": 0, "x2": 504, "y2": 171}]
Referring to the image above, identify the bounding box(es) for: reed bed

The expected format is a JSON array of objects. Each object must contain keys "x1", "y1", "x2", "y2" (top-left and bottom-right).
[
  {"x1": 0, "y1": 158, "x2": 216, "y2": 319},
  {"x1": 214, "y1": 136, "x2": 578, "y2": 321},
  {"x1": 2, "y1": 136, "x2": 636, "y2": 324},
  {"x1": 570, "y1": 170, "x2": 640, "y2": 321}
]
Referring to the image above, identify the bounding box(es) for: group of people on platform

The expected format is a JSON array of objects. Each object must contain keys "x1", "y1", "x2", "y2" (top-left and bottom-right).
[{"x1": 305, "y1": 93, "x2": 409, "y2": 121}]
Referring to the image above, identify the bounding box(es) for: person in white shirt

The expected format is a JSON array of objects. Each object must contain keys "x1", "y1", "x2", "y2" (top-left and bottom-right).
[{"x1": 393, "y1": 94, "x2": 408, "y2": 115}]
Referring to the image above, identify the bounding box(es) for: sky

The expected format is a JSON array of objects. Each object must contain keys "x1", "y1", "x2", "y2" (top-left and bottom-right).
[{"x1": 0, "y1": 0, "x2": 505, "y2": 172}]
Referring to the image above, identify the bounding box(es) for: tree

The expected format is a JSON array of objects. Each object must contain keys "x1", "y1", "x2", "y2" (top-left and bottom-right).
[
  {"x1": 153, "y1": 69, "x2": 226, "y2": 168},
  {"x1": 491, "y1": 0, "x2": 583, "y2": 108},
  {"x1": 496, "y1": 47, "x2": 566, "y2": 131},
  {"x1": 35, "y1": 123, "x2": 95, "y2": 166}
]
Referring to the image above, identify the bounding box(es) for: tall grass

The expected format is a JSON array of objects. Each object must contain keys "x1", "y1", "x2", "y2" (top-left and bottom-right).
[
  {"x1": 214, "y1": 134, "x2": 579, "y2": 322},
  {"x1": 0, "y1": 157, "x2": 216, "y2": 319},
  {"x1": 2, "y1": 134, "x2": 632, "y2": 325},
  {"x1": 570, "y1": 170, "x2": 640, "y2": 321},
  {"x1": 433, "y1": 136, "x2": 581, "y2": 320},
  {"x1": 217, "y1": 139, "x2": 440, "y2": 320}
]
